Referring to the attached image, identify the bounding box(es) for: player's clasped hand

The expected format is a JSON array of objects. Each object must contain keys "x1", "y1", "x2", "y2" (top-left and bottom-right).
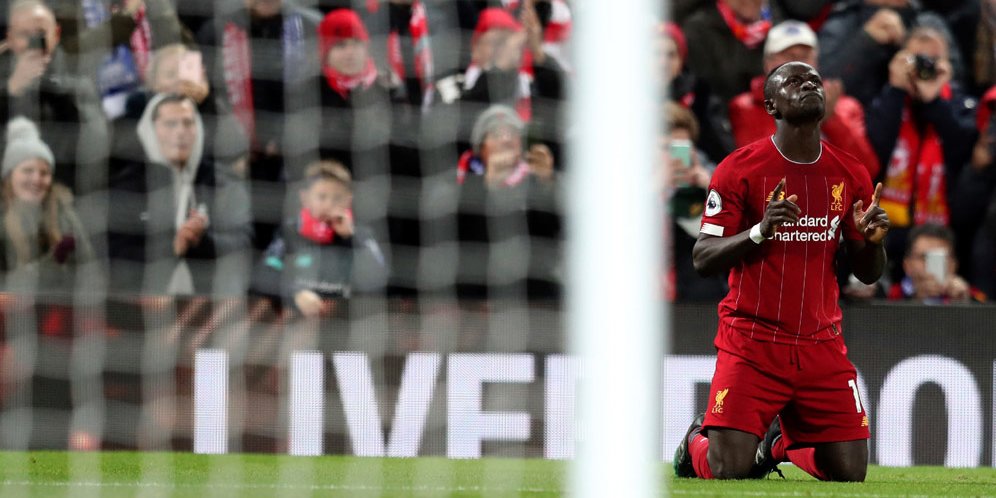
[
  {"x1": 759, "y1": 178, "x2": 801, "y2": 238},
  {"x1": 852, "y1": 182, "x2": 890, "y2": 244}
]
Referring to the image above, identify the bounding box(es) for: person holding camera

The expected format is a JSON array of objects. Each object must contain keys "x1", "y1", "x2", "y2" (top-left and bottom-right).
[{"x1": 865, "y1": 26, "x2": 977, "y2": 283}]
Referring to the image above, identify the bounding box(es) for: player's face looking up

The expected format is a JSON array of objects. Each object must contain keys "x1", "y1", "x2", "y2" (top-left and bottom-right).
[{"x1": 763, "y1": 62, "x2": 825, "y2": 124}]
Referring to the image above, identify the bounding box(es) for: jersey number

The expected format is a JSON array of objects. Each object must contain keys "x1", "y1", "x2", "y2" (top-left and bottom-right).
[{"x1": 847, "y1": 379, "x2": 863, "y2": 413}]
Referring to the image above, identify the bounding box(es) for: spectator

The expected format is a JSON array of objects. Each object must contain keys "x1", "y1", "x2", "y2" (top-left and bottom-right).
[
  {"x1": 454, "y1": 104, "x2": 560, "y2": 300},
  {"x1": 866, "y1": 27, "x2": 977, "y2": 279},
  {"x1": 951, "y1": 88, "x2": 996, "y2": 294},
  {"x1": 0, "y1": 0, "x2": 109, "y2": 194},
  {"x1": 661, "y1": 102, "x2": 726, "y2": 302},
  {"x1": 682, "y1": 0, "x2": 770, "y2": 102},
  {"x1": 456, "y1": 104, "x2": 553, "y2": 187},
  {"x1": 728, "y1": 20, "x2": 880, "y2": 179},
  {"x1": 0, "y1": 117, "x2": 94, "y2": 292},
  {"x1": 252, "y1": 160, "x2": 388, "y2": 316},
  {"x1": 197, "y1": 0, "x2": 321, "y2": 251},
  {"x1": 888, "y1": 223, "x2": 985, "y2": 303},
  {"x1": 316, "y1": 0, "x2": 435, "y2": 107},
  {"x1": 51, "y1": 0, "x2": 185, "y2": 120},
  {"x1": 818, "y1": 0, "x2": 964, "y2": 107},
  {"x1": 432, "y1": 6, "x2": 564, "y2": 123},
  {"x1": 120, "y1": 44, "x2": 246, "y2": 171},
  {"x1": 107, "y1": 94, "x2": 252, "y2": 295},
  {"x1": 975, "y1": 0, "x2": 996, "y2": 92},
  {"x1": 316, "y1": 8, "x2": 402, "y2": 172},
  {"x1": 661, "y1": 22, "x2": 734, "y2": 164}
]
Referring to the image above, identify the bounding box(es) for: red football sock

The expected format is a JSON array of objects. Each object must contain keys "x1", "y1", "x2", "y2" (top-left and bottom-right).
[
  {"x1": 786, "y1": 447, "x2": 828, "y2": 481},
  {"x1": 771, "y1": 435, "x2": 788, "y2": 462},
  {"x1": 689, "y1": 434, "x2": 714, "y2": 479}
]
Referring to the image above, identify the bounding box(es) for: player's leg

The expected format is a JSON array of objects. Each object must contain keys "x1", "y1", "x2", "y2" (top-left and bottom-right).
[
  {"x1": 780, "y1": 337, "x2": 870, "y2": 481},
  {"x1": 674, "y1": 336, "x2": 791, "y2": 479},
  {"x1": 674, "y1": 413, "x2": 761, "y2": 479},
  {"x1": 705, "y1": 427, "x2": 762, "y2": 478},
  {"x1": 813, "y1": 439, "x2": 868, "y2": 481}
]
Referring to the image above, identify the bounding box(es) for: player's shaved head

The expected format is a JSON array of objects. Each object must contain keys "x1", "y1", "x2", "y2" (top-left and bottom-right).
[{"x1": 763, "y1": 62, "x2": 788, "y2": 101}]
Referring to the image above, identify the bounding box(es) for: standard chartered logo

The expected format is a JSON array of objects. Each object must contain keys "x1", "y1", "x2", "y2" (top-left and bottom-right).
[{"x1": 773, "y1": 215, "x2": 841, "y2": 242}]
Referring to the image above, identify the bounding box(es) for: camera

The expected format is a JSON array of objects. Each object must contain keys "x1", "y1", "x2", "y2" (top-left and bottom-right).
[
  {"x1": 913, "y1": 54, "x2": 937, "y2": 81},
  {"x1": 26, "y1": 32, "x2": 46, "y2": 52}
]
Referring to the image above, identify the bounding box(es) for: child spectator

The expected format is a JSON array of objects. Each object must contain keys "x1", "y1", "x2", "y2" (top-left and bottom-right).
[{"x1": 254, "y1": 161, "x2": 388, "y2": 317}]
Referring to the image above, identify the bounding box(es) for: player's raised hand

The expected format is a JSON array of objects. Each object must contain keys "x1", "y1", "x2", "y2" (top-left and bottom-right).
[
  {"x1": 853, "y1": 182, "x2": 890, "y2": 244},
  {"x1": 759, "y1": 178, "x2": 801, "y2": 238}
]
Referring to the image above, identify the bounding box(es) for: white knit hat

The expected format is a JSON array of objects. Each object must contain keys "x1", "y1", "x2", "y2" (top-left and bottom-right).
[{"x1": 2, "y1": 117, "x2": 54, "y2": 178}]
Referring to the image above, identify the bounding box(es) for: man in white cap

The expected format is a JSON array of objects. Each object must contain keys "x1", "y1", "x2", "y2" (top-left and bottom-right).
[{"x1": 728, "y1": 20, "x2": 880, "y2": 180}]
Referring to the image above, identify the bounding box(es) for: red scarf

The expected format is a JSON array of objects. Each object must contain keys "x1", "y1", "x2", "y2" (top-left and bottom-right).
[
  {"x1": 879, "y1": 88, "x2": 952, "y2": 228},
  {"x1": 323, "y1": 59, "x2": 378, "y2": 100},
  {"x1": 130, "y1": 8, "x2": 151, "y2": 79},
  {"x1": 386, "y1": 0, "x2": 433, "y2": 97},
  {"x1": 222, "y1": 15, "x2": 306, "y2": 146},
  {"x1": 299, "y1": 207, "x2": 335, "y2": 244},
  {"x1": 222, "y1": 22, "x2": 256, "y2": 146},
  {"x1": 715, "y1": 0, "x2": 770, "y2": 49}
]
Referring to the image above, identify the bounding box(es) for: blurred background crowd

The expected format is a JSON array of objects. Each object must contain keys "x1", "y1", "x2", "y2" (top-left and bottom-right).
[{"x1": 0, "y1": 0, "x2": 992, "y2": 314}]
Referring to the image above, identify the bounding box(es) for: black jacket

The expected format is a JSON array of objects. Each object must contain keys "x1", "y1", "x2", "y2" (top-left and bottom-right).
[
  {"x1": 106, "y1": 158, "x2": 252, "y2": 295},
  {"x1": 253, "y1": 215, "x2": 389, "y2": 306}
]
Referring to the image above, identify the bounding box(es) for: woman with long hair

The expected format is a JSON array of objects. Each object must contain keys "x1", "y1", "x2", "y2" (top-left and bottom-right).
[{"x1": 0, "y1": 117, "x2": 93, "y2": 292}]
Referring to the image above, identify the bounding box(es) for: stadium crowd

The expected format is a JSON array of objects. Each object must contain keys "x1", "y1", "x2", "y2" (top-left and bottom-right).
[{"x1": 0, "y1": 0, "x2": 992, "y2": 313}]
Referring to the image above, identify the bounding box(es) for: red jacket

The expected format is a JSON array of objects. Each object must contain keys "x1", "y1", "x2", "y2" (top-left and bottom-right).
[{"x1": 729, "y1": 75, "x2": 881, "y2": 180}]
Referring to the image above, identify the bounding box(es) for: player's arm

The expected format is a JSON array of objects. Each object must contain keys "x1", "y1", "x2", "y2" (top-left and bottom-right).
[
  {"x1": 846, "y1": 182, "x2": 890, "y2": 284},
  {"x1": 693, "y1": 178, "x2": 800, "y2": 276}
]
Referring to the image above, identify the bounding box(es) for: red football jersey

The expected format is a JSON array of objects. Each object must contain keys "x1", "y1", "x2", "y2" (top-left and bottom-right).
[{"x1": 700, "y1": 138, "x2": 873, "y2": 345}]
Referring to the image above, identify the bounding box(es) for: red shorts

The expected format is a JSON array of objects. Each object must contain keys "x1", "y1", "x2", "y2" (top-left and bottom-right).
[{"x1": 702, "y1": 322, "x2": 870, "y2": 446}]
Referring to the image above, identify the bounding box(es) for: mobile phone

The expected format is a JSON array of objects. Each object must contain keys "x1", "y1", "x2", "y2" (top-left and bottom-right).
[
  {"x1": 924, "y1": 248, "x2": 947, "y2": 283},
  {"x1": 669, "y1": 139, "x2": 692, "y2": 168},
  {"x1": 178, "y1": 51, "x2": 203, "y2": 83}
]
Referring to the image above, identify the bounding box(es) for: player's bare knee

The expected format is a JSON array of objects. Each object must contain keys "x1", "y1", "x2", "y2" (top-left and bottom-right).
[
  {"x1": 707, "y1": 448, "x2": 754, "y2": 479},
  {"x1": 827, "y1": 461, "x2": 867, "y2": 482}
]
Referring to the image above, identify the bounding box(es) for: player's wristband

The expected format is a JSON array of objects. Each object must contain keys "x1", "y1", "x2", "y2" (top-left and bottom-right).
[{"x1": 749, "y1": 223, "x2": 769, "y2": 244}]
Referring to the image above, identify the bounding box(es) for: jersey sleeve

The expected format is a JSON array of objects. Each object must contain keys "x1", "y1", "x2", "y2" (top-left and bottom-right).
[
  {"x1": 699, "y1": 157, "x2": 746, "y2": 238},
  {"x1": 842, "y1": 160, "x2": 874, "y2": 241}
]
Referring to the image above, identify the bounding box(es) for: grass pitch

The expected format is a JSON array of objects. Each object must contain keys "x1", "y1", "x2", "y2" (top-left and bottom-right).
[{"x1": 1, "y1": 451, "x2": 995, "y2": 497}]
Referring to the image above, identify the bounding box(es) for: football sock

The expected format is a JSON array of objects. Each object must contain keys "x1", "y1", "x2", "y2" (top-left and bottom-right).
[
  {"x1": 771, "y1": 434, "x2": 787, "y2": 462},
  {"x1": 786, "y1": 447, "x2": 828, "y2": 481},
  {"x1": 689, "y1": 434, "x2": 714, "y2": 479}
]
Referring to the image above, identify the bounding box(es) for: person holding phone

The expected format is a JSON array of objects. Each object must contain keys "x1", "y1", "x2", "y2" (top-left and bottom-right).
[
  {"x1": 661, "y1": 102, "x2": 726, "y2": 302},
  {"x1": 887, "y1": 223, "x2": 985, "y2": 303},
  {"x1": 0, "y1": 0, "x2": 109, "y2": 194}
]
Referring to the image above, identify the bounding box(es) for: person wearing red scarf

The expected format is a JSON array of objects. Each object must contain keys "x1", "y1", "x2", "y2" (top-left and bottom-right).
[
  {"x1": 661, "y1": 21, "x2": 735, "y2": 164},
  {"x1": 316, "y1": 8, "x2": 396, "y2": 177},
  {"x1": 318, "y1": 9, "x2": 380, "y2": 100},
  {"x1": 682, "y1": 0, "x2": 769, "y2": 102},
  {"x1": 865, "y1": 27, "x2": 977, "y2": 283}
]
